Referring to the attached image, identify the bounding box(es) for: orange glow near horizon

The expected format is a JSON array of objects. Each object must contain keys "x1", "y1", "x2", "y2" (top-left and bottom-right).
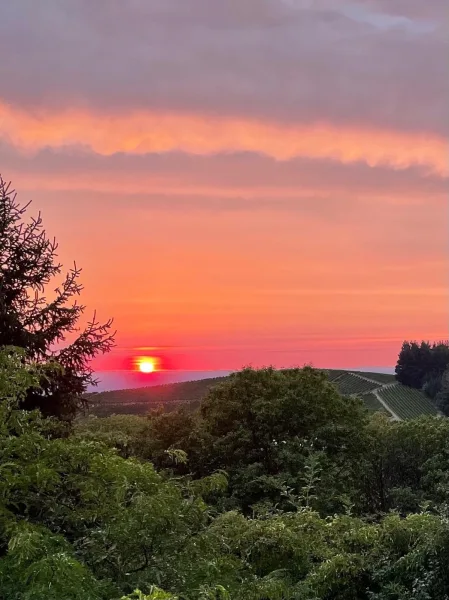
[{"x1": 27, "y1": 181, "x2": 447, "y2": 372}]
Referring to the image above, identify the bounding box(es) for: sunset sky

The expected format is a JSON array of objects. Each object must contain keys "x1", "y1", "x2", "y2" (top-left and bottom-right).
[{"x1": 1, "y1": 0, "x2": 447, "y2": 374}]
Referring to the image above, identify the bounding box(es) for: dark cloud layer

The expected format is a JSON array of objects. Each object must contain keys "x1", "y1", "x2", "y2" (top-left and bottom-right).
[
  {"x1": 1, "y1": 0, "x2": 447, "y2": 135},
  {"x1": 1, "y1": 141, "x2": 446, "y2": 201}
]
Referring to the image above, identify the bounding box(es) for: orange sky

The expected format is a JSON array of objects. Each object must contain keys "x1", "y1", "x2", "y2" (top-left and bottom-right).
[{"x1": 1, "y1": 0, "x2": 447, "y2": 372}]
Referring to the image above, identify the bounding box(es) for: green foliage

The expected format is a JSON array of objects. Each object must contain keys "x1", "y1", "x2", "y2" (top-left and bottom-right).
[
  {"x1": 0, "y1": 522, "x2": 103, "y2": 600},
  {"x1": 0, "y1": 349, "x2": 227, "y2": 598},
  {"x1": 4, "y1": 354, "x2": 449, "y2": 599},
  {"x1": 121, "y1": 590, "x2": 177, "y2": 600},
  {"x1": 185, "y1": 366, "x2": 369, "y2": 512},
  {"x1": 0, "y1": 431, "x2": 213, "y2": 596},
  {"x1": 0, "y1": 347, "x2": 64, "y2": 438},
  {"x1": 74, "y1": 414, "x2": 153, "y2": 458},
  {"x1": 0, "y1": 347, "x2": 40, "y2": 401},
  {"x1": 360, "y1": 414, "x2": 449, "y2": 514}
]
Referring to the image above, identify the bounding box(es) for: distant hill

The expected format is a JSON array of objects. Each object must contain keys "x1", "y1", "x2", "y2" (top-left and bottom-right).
[
  {"x1": 86, "y1": 369, "x2": 441, "y2": 421},
  {"x1": 85, "y1": 376, "x2": 228, "y2": 417}
]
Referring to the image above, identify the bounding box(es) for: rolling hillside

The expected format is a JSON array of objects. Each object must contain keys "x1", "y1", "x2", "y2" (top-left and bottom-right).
[
  {"x1": 86, "y1": 369, "x2": 441, "y2": 421},
  {"x1": 85, "y1": 376, "x2": 228, "y2": 417}
]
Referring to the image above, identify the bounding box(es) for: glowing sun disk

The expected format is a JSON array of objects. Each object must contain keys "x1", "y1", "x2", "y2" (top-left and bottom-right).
[{"x1": 137, "y1": 358, "x2": 156, "y2": 373}]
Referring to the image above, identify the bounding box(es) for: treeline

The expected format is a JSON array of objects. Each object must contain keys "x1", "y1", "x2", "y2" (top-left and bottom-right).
[{"x1": 396, "y1": 340, "x2": 449, "y2": 413}]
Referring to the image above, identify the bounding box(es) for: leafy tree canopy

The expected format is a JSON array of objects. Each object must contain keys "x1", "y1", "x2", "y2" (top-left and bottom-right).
[{"x1": 157, "y1": 366, "x2": 371, "y2": 512}]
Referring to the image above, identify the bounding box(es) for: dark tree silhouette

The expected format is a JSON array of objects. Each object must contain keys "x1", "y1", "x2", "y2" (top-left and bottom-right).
[
  {"x1": 0, "y1": 175, "x2": 115, "y2": 419},
  {"x1": 395, "y1": 341, "x2": 433, "y2": 389},
  {"x1": 396, "y1": 340, "x2": 449, "y2": 402}
]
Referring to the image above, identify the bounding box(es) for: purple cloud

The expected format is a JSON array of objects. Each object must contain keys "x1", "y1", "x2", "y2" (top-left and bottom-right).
[{"x1": 0, "y1": 0, "x2": 446, "y2": 135}]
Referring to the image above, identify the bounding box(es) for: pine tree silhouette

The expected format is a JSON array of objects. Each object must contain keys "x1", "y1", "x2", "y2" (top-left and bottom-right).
[{"x1": 0, "y1": 176, "x2": 115, "y2": 419}]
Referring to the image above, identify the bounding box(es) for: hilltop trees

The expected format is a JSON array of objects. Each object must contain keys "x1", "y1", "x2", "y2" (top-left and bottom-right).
[
  {"x1": 395, "y1": 341, "x2": 449, "y2": 401},
  {"x1": 0, "y1": 176, "x2": 114, "y2": 419},
  {"x1": 396, "y1": 341, "x2": 431, "y2": 388}
]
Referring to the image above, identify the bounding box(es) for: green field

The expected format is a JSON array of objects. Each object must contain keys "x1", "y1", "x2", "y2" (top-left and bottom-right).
[
  {"x1": 359, "y1": 392, "x2": 389, "y2": 414},
  {"x1": 332, "y1": 372, "x2": 380, "y2": 395},
  {"x1": 378, "y1": 385, "x2": 440, "y2": 420},
  {"x1": 326, "y1": 369, "x2": 348, "y2": 382},
  {"x1": 352, "y1": 371, "x2": 396, "y2": 384}
]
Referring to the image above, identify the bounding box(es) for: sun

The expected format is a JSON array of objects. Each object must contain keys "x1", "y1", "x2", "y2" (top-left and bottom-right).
[
  {"x1": 137, "y1": 357, "x2": 156, "y2": 374},
  {"x1": 133, "y1": 355, "x2": 161, "y2": 374}
]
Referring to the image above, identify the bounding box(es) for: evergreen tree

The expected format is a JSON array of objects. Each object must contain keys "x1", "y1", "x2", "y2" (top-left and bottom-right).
[
  {"x1": 395, "y1": 341, "x2": 432, "y2": 388},
  {"x1": 0, "y1": 175, "x2": 114, "y2": 419},
  {"x1": 395, "y1": 340, "x2": 449, "y2": 390}
]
